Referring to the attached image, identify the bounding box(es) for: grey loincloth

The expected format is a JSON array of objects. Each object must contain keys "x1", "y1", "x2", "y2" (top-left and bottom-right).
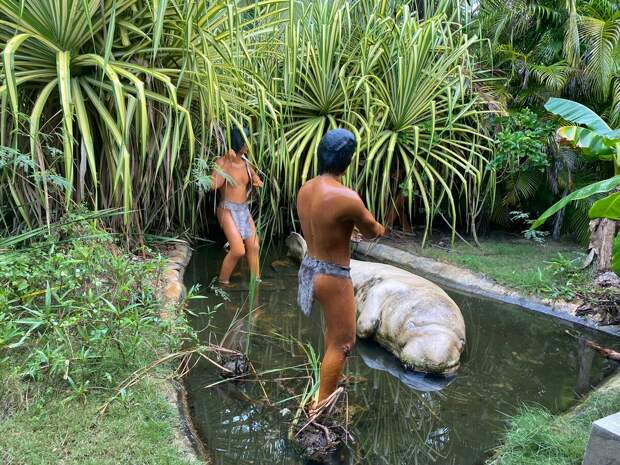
[
  {"x1": 220, "y1": 200, "x2": 254, "y2": 240},
  {"x1": 297, "y1": 255, "x2": 351, "y2": 316}
]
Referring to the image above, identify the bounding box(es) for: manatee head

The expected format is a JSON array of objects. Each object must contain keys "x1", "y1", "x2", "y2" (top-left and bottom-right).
[
  {"x1": 285, "y1": 232, "x2": 307, "y2": 262},
  {"x1": 398, "y1": 325, "x2": 464, "y2": 374}
]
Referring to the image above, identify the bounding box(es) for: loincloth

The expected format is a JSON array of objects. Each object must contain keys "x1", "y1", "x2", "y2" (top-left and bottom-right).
[
  {"x1": 297, "y1": 255, "x2": 351, "y2": 316},
  {"x1": 219, "y1": 200, "x2": 254, "y2": 240}
]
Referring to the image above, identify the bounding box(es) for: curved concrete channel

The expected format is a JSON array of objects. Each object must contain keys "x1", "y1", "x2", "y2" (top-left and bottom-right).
[{"x1": 161, "y1": 242, "x2": 210, "y2": 464}]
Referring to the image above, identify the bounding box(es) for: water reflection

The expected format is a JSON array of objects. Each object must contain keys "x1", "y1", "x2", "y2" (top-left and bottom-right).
[
  {"x1": 184, "y1": 244, "x2": 619, "y2": 465},
  {"x1": 357, "y1": 341, "x2": 456, "y2": 392}
]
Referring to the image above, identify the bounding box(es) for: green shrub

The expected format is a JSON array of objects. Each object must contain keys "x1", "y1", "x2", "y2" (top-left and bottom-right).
[
  {"x1": 0, "y1": 214, "x2": 192, "y2": 401},
  {"x1": 490, "y1": 109, "x2": 555, "y2": 174}
]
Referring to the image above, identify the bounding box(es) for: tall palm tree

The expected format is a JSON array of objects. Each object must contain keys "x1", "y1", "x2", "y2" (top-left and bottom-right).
[{"x1": 474, "y1": 0, "x2": 620, "y2": 119}]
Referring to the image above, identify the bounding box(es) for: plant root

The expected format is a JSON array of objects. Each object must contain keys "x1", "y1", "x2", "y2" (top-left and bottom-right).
[
  {"x1": 218, "y1": 352, "x2": 250, "y2": 379},
  {"x1": 291, "y1": 387, "x2": 354, "y2": 463}
]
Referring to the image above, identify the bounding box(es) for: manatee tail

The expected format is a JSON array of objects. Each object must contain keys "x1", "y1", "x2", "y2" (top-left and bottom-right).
[{"x1": 285, "y1": 232, "x2": 307, "y2": 262}]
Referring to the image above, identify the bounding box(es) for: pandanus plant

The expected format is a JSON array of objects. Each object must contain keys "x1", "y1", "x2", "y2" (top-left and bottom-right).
[
  {"x1": 532, "y1": 97, "x2": 620, "y2": 273},
  {"x1": 1, "y1": 0, "x2": 494, "y2": 241},
  {"x1": 0, "y1": 0, "x2": 284, "y2": 233},
  {"x1": 252, "y1": 0, "x2": 492, "y2": 241}
]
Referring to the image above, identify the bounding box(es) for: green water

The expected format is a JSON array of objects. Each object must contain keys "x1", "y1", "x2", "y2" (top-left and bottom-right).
[{"x1": 184, "y1": 243, "x2": 619, "y2": 465}]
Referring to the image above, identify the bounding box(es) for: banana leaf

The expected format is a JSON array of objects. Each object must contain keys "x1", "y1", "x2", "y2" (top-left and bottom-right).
[
  {"x1": 556, "y1": 126, "x2": 615, "y2": 161},
  {"x1": 589, "y1": 192, "x2": 620, "y2": 221},
  {"x1": 531, "y1": 175, "x2": 620, "y2": 229},
  {"x1": 545, "y1": 97, "x2": 611, "y2": 133}
]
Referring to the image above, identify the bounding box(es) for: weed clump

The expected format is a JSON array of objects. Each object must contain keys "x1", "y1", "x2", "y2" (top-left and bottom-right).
[{"x1": 218, "y1": 352, "x2": 250, "y2": 379}]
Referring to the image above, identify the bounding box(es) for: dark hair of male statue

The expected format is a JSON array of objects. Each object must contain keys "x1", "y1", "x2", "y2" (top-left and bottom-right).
[
  {"x1": 317, "y1": 128, "x2": 357, "y2": 175},
  {"x1": 230, "y1": 127, "x2": 250, "y2": 154}
]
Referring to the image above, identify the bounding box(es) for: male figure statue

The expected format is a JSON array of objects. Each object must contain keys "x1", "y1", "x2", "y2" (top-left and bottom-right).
[{"x1": 296, "y1": 128, "x2": 385, "y2": 409}]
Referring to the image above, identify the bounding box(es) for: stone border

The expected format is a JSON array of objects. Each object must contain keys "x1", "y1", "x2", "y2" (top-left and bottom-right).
[
  {"x1": 160, "y1": 241, "x2": 210, "y2": 463},
  {"x1": 162, "y1": 241, "x2": 192, "y2": 308},
  {"x1": 582, "y1": 409, "x2": 620, "y2": 465},
  {"x1": 355, "y1": 240, "x2": 620, "y2": 338}
]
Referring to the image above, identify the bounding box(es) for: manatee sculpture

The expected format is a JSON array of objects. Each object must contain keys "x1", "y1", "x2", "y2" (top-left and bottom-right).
[{"x1": 285, "y1": 232, "x2": 466, "y2": 374}]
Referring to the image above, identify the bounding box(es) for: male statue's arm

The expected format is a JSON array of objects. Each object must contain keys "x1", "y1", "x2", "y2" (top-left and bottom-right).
[{"x1": 350, "y1": 196, "x2": 385, "y2": 240}]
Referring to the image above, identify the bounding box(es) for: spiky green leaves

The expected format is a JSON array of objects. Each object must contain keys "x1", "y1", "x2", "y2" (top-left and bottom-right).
[
  {"x1": 275, "y1": 2, "x2": 490, "y2": 242},
  {"x1": 0, "y1": 0, "x2": 285, "y2": 231}
]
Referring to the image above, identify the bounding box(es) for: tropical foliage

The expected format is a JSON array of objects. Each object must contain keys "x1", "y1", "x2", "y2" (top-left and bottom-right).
[
  {"x1": 256, "y1": 0, "x2": 493, "y2": 241},
  {"x1": 5, "y1": 0, "x2": 617, "y2": 251},
  {"x1": 0, "y1": 211, "x2": 193, "y2": 397},
  {"x1": 471, "y1": 0, "x2": 620, "y2": 242},
  {"x1": 488, "y1": 109, "x2": 555, "y2": 226},
  {"x1": 0, "y1": 0, "x2": 494, "y2": 242},
  {"x1": 0, "y1": 0, "x2": 283, "y2": 234},
  {"x1": 474, "y1": 0, "x2": 620, "y2": 122},
  {"x1": 533, "y1": 98, "x2": 620, "y2": 272}
]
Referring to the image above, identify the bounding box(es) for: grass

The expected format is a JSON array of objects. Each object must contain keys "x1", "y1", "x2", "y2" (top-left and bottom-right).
[
  {"x1": 0, "y1": 374, "x2": 198, "y2": 465},
  {"x1": 489, "y1": 376, "x2": 620, "y2": 465},
  {"x1": 397, "y1": 234, "x2": 593, "y2": 300}
]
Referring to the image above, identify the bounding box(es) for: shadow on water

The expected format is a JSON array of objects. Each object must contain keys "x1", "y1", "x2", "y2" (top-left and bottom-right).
[{"x1": 183, "y1": 242, "x2": 620, "y2": 465}]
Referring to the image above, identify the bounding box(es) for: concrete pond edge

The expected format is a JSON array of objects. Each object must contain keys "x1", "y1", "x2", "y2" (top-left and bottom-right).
[
  {"x1": 354, "y1": 241, "x2": 620, "y2": 338},
  {"x1": 160, "y1": 241, "x2": 210, "y2": 464}
]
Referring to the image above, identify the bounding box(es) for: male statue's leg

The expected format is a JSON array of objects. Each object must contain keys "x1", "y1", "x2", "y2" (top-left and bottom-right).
[{"x1": 314, "y1": 274, "x2": 356, "y2": 403}]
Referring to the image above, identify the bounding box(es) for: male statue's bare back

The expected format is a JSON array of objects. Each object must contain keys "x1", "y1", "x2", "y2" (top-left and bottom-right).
[{"x1": 297, "y1": 177, "x2": 364, "y2": 267}]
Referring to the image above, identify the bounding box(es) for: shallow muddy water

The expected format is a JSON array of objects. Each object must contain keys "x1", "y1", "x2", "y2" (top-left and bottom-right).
[{"x1": 184, "y1": 243, "x2": 619, "y2": 465}]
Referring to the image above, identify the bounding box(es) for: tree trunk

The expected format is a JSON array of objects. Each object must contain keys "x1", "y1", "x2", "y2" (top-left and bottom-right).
[
  {"x1": 586, "y1": 218, "x2": 618, "y2": 272},
  {"x1": 385, "y1": 193, "x2": 413, "y2": 233},
  {"x1": 552, "y1": 203, "x2": 567, "y2": 241}
]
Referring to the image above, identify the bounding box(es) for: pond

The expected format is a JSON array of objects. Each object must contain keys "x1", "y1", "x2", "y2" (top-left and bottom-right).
[{"x1": 184, "y1": 243, "x2": 619, "y2": 465}]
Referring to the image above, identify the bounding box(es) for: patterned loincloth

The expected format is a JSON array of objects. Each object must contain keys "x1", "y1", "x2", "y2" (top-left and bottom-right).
[
  {"x1": 220, "y1": 201, "x2": 254, "y2": 240},
  {"x1": 297, "y1": 255, "x2": 351, "y2": 316}
]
